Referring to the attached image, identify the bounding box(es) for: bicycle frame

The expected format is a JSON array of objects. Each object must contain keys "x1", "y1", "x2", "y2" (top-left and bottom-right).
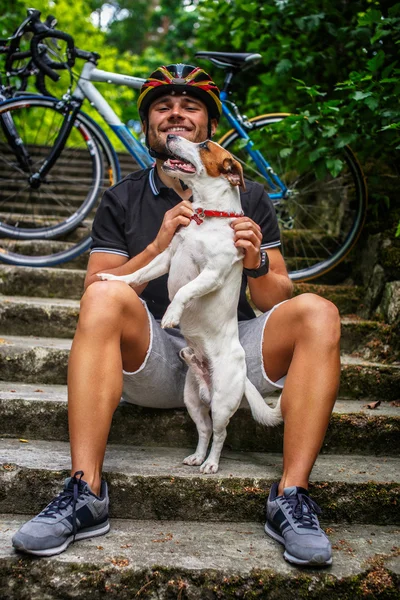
[
  {"x1": 219, "y1": 90, "x2": 287, "y2": 201},
  {"x1": 73, "y1": 62, "x2": 152, "y2": 168}
]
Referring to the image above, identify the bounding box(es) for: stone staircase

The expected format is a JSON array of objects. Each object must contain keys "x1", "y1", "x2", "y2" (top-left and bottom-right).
[{"x1": 0, "y1": 195, "x2": 400, "y2": 597}]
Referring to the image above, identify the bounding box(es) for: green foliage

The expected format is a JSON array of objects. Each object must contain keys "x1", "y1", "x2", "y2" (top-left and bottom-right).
[
  {"x1": 193, "y1": 0, "x2": 400, "y2": 230},
  {"x1": 1, "y1": 0, "x2": 399, "y2": 229}
]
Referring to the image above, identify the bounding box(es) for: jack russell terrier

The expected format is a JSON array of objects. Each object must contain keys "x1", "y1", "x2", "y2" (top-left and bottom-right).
[{"x1": 99, "y1": 135, "x2": 282, "y2": 473}]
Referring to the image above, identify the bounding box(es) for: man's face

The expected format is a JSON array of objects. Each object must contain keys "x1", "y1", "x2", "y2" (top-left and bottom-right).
[{"x1": 145, "y1": 93, "x2": 217, "y2": 155}]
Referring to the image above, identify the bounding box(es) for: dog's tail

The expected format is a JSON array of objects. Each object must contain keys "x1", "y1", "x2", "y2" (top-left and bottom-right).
[{"x1": 244, "y1": 378, "x2": 282, "y2": 426}]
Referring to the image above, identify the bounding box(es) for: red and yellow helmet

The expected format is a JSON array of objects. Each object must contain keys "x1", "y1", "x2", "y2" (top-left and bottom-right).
[{"x1": 138, "y1": 63, "x2": 222, "y2": 122}]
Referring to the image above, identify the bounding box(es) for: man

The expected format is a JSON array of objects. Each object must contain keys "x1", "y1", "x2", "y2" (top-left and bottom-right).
[{"x1": 12, "y1": 64, "x2": 340, "y2": 566}]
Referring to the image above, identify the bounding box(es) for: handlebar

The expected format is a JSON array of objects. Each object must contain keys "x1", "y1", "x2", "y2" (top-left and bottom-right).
[
  {"x1": 2, "y1": 9, "x2": 101, "y2": 89},
  {"x1": 31, "y1": 30, "x2": 75, "y2": 82}
]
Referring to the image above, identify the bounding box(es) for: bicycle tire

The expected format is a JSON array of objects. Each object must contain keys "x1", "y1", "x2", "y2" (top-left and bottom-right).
[
  {"x1": 218, "y1": 113, "x2": 367, "y2": 282},
  {"x1": 0, "y1": 95, "x2": 120, "y2": 267}
]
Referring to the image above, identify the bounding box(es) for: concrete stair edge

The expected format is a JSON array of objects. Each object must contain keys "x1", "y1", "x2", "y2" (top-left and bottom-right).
[{"x1": 0, "y1": 517, "x2": 399, "y2": 600}]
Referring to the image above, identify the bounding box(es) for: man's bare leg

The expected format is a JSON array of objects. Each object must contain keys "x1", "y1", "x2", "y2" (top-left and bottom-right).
[
  {"x1": 261, "y1": 293, "x2": 341, "y2": 495},
  {"x1": 67, "y1": 281, "x2": 150, "y2": 495}
]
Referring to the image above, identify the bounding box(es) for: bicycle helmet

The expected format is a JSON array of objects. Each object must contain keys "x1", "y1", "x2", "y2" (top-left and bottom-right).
[
  {"x1": 138, "y1": 64, "x2": 221, "y2": 160},
  {"x1": 138, "y1": 64, "x2": 222, "y2": 122}
]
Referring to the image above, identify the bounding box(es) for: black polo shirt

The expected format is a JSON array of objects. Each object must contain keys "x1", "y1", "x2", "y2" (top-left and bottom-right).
[{"x1": 90, "y1": 166, "x2": 281, "y2": 321}]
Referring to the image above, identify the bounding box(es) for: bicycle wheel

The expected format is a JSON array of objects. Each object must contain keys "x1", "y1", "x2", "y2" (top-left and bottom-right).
[
  {"x1": 218, "y1": 114, "x2": 367, "y2": 282},
  {"x1": 0, "y1": 95, "x2": 120, "y2": 267}
]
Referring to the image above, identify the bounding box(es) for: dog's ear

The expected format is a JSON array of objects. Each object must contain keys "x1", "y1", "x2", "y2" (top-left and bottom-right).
[{"x1": 222, "y1": 158, "x2": 246, "y2": 190}]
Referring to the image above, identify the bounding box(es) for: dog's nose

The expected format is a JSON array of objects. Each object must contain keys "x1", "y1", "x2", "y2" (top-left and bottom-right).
[{"x1": 167, "y1": 134, "x2": 178, "y2": 142}]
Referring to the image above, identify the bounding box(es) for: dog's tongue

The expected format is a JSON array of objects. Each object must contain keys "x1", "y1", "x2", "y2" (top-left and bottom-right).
[{"x1": 165, "y1": 158, "x2": 196, "y2": 173}]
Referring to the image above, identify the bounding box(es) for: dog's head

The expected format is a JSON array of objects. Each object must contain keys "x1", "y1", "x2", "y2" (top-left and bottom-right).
[{"x1": 162, "y1": 135, "x2": 245, "y2": 191}]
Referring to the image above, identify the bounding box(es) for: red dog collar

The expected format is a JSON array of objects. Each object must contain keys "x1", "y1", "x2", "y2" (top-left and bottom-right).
[{"x1": 191, "y1": 208, "x2": 244, "y2": 225}]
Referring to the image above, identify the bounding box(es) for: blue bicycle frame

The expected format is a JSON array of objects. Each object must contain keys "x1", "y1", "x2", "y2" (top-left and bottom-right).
[{"x1": 219, "y1": 90, "x2": 288, "y2": 201}]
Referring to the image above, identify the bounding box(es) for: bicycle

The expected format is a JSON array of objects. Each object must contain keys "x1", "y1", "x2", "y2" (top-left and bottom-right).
[{"x1": 0, "y1": 10, "x2": 367, "y2": 282}]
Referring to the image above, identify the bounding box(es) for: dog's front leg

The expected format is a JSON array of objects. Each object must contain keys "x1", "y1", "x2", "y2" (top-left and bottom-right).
[
  {"x1": 161, "y1": 265, "x2": 226, "y2": 329},
  {"x1": 98, "y1": 247, "x2": 172, "y2": 286}
]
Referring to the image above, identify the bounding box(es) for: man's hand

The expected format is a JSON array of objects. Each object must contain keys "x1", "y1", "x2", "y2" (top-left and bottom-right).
[
  {"x1": 231, "y1": 217, "x2": 262, "y2": 269},
  {"x1": 148, "y1": 200, "x2": 194, "y2": 255}
]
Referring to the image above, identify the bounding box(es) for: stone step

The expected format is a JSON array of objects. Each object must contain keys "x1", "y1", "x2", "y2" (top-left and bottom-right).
[
  {"x1": 0, "y1": 335, "x2": 398, "y2": 399},
  {"x1": 0, "y1": 265, "x2": 363, "y2": 310},
  {"x1": 0, "y1": 383, "x2": 398, "y2": 455},
  {"x1": 0, "y1": 517, "x2": 399, "y2": 599},
  {"x1": 1, "y1": 439, "x2": 399, "y2": 524},
  {"x1": 1, "y1": 296, "x2": 395, "y2": 363},
  {"x1": 0, "y1": 266, "x2": 86, "y2": 299}
]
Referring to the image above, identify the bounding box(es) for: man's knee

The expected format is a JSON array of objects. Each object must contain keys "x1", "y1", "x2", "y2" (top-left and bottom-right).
[
  {"x1": 295, "y1": 293, "x2": 341, "y2": 345},
  {"x1": 79, "y1": 281, "x2": 144, "y2": 331}
]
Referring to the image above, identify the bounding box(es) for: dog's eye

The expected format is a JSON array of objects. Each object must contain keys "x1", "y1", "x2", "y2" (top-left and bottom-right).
[{"x1": 199, "y1": 141, "x2": 209, "y2": 150}]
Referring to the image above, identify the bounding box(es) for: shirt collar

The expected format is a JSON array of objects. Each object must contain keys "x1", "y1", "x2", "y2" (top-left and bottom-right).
[{"x1": 149, "y1": 166, "x2": 170, "y2": 197}]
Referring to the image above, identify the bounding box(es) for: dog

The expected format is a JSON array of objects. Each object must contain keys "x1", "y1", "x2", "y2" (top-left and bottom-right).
[{"x1": 99, "y1": 135, "x2": 282, "y2": 473}]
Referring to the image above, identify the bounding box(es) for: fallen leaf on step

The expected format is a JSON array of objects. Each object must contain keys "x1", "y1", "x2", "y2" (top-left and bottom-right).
[
  {"x1": 0, "y1": 338, "x2": 10, "y2": 345},
  {"x1": 110, "y1": 557, "x2": 130, "y2": 567},
  {"x1": 34, "y1": 389, "x2": 44, "y2": 393},
  {"x1": 391, "y1": 400, "x2": 400, "y2": 407},
  {"x1": 19, "y1": 439, "x2": 29, "y2": 443},
  {"x1": 365, "y1": 400, "x2": 381, "y2": 410}
]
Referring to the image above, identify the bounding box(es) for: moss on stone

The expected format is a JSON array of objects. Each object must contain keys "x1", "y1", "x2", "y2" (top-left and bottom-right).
[{"x1": 1, "y1": 559, "x2": 399, "y2": 599}]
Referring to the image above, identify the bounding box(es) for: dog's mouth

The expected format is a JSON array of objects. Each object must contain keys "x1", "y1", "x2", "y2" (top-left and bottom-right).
[{"x1": 163, "y1": 158, "x2": 196, "y2": 174}]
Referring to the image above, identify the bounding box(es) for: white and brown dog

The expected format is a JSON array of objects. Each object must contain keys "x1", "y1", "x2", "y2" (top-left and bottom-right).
[{"x1": 99, "y1": 135, "x2": 282, "y2": 473}]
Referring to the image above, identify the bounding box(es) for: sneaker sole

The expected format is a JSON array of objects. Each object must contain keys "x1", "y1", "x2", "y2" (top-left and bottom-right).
[
  {"x1": 265, "y1": 522, "x2": 332, "y2": 567},
  {"x1": 13, "y1": 521, "x2": 110, "y2": 557}
]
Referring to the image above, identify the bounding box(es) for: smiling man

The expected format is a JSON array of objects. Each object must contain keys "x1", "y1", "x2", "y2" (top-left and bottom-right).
[{"x1": 12, "y1": 64, "x2": 340, "y2": 568}]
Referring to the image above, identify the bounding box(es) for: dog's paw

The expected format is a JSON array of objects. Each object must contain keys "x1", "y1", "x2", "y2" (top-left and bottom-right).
[
  {"x1": 183, "y1": 453, "x2": 205, "y2": 466},
  {"x1": 200, "y1": 460, "x2": 219, "y2": 474},
  {"x1": 97, "y1": 272, "x2": 118, "y2": 281},
  {"x1": 161, "y1": 305, "x2": 182, "y2": 329}
]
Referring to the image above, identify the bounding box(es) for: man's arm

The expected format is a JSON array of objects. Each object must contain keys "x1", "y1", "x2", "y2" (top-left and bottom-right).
[
  {"x1": 247, "y1": 247, "x2": 293, "y2": 313},
  {"x1": 85, "y1": 199, "x2": 194, "y2": 292},
  {"x1": 231, "y1": 216, "x2": 293, "y2": 313},
  {"x1": 84, "y1": 246, "x2": 159, "y2": 293}
]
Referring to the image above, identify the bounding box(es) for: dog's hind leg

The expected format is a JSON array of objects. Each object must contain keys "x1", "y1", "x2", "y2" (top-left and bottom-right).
[
  {"x1": 182, "y1": 369, "x2": 212, "y2": 466},
  {"x1": 180, "y1": 348, "x2": 211, "y2": 406},
  {"x1": 200, "y1": 354, "x2": 246, "y2": 474}
]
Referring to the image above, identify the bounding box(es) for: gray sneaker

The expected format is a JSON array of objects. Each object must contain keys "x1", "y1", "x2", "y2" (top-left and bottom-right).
[
  {"x1": 265, "y1": 482, "x2": 332, "y2": 566},
  {"x1": 12, "y1": 471, "x2": 110, "y2": 557}
]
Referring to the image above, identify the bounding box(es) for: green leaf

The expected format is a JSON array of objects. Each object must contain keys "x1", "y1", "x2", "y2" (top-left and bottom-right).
[
  {"x1": 352, "y1": 91, "x2": 373, "y2": 101},
  {"x1": 365, "y1": 96, "x2": 379, "y2": 111},
  {"x1": 326, "y1": 158, "x2": 344, "y2": 177},
  {"x1": 279, "y1": 147, "x2": 293, "y2": 158},
  {"x1": 322, "y1": 126, "x2": 337, "y2": 138},
  {"x1": 367, "y1": 51, "x2": 385, "y2": 72},
  {"x1": 276, "y1": 58, "x2": 293, "y2": 74},
  {"x1": 358, "y1": 9, "x2": 382, "y2": 26},
  {"x1": 232, "y1": 17, "x2": 245, "y2": 29},
  {"x1": 334, "y1": 134, "x2": 357, "y2": 148}
]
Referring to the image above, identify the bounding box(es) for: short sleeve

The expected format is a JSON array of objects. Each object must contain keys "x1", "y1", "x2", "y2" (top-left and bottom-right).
[
  {"x1": 90, "y1": 189, "x2": 130, "y2": 258},
  {"x1": 246, "y1": 184, "x2": 281, "y2": 250}
]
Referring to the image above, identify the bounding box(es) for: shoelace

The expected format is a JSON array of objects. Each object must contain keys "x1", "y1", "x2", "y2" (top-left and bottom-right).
[
  {"x1": 39, "y1": 470, "x2": 85, "y2": 539},
  {"x1": 284, "y1": 492, "x2": 322, "y2": 530}
]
